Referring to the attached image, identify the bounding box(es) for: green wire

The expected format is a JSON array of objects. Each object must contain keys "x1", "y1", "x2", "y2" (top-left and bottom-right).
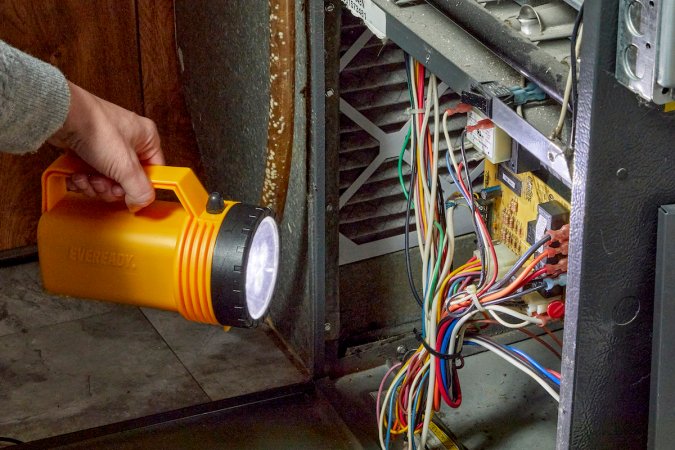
[
  {"x1": 425, "y1": 221, "x2": 445, "y2": 310},
  {"x1": 398, "y1": 125, "x2": 412, "y2": 199}
]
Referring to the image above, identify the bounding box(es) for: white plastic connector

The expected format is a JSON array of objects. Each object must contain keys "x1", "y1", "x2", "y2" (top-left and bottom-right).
[
  {"x1": 466, "y1": 109, "x2": 511, "y2": 163},
  {"x1": 473, "y1": 243, "x2": 518, "y2": 281},
  {"x1": 522, "y1": 291, "x2": 562, "y2": 316}
]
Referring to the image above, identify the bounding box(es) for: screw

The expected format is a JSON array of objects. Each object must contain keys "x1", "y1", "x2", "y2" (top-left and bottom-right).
[
  {"x1": 326, "y1": 204, "x2": 334, "y2": 212},
  {"x1": 616, "y1": 168, "x2": 628, "y2": 180},
  {"x1": 325, "y1": 88, "x2": 335, "y2": 98},
  {"x1": 396, "y1": 345, "x2": 407, "y2": 355},
  {"x1": 324, "y1": 322, "x2": 332, "y2": 332},
  {"x1": 325, "y1": 3, "x2": 335, "y2": 12},
  {"x1": 547, "y1": 151, "x2": 556, "y2": 162}
]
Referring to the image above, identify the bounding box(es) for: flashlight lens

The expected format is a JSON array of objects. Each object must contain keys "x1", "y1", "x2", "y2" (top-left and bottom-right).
[{"x1": 245, "y1": 216, "x2": 279, "y2": 320}]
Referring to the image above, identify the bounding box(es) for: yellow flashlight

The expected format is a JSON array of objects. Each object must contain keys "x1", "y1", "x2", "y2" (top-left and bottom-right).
[{"x1": 37, "y1": 155, "x2": 280, "y2": 328}]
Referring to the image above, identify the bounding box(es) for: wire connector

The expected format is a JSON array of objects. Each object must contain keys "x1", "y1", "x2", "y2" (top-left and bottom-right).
[
  {"x1": 466, "y1": 119, "x2": 493, "y2": 133},
  {"x1": 545, "y1": 257, "x2": 568, "y2": 275},
  {"x1": 445, "y1": 103, "x2": 472, "y2": 116},
  {"x1": 509, "y1": 82, "x2": 547, "y2": 106},
  {"x1": 546, "y1": 224, "x2": 570, "y2": 245}
]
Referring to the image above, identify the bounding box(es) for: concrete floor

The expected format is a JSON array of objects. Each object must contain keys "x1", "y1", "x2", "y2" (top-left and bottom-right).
[{"x1": 0, "y1": 262, "x2": 307, "y2": 443}]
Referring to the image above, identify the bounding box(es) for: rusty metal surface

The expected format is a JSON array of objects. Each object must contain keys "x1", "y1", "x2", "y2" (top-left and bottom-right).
[{"x1": 260, "y1": 0, "x2": 296, "y2": 218}]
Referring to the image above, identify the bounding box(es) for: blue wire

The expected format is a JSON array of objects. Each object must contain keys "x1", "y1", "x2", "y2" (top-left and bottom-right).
[
  {"x1": 506, "y1": 345, "x2": 561, "y2": 386},
  {"x1": 385, "y1": 375, "x2": 404, "y2": 449},
  {"x1": 439, "y1": 319, "x2": 457, "y2": 391},
  {"x1": 448, "y1": 279, "x2": 463, "y2": 298},
  {"x1": 409, "y1": 371, "x2": 430, "y2": 450}
]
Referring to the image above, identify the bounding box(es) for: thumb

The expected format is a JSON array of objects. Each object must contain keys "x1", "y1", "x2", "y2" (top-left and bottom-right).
[{"x1": 116, "y1": 159, "x2": 156, "y2": 212}]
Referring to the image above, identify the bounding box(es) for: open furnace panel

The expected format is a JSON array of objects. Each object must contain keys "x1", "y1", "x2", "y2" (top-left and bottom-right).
[{"x1": 337, "y1": 0, "x2": 580, "y2": 448}]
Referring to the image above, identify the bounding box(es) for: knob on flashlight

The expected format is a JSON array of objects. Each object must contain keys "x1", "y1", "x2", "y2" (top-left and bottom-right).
[{"x1": 37, "y1": 155, "x2": 280, "y2": 328}]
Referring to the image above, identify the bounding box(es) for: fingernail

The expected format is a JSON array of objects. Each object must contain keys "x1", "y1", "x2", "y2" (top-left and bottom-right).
[
  {"x1": 112, "y1": 186, "x2": 124, "y2": 196},
  {"x1": 128, "y1": 205, "x2": 142, "y2": 213}
]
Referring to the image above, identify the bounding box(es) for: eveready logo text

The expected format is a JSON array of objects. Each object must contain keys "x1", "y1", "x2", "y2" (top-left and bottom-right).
[{"x1": 69, "y1": 247, "x2": 136, "y2": 270}]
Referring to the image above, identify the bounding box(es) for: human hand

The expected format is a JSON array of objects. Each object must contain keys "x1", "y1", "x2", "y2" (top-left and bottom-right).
[{"x1": 48, "y1": 82, "x2": 165, "y2": 212}]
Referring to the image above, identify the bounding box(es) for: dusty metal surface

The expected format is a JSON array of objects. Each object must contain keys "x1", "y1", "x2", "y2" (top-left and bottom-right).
[{"x1": 427, "y1": 0, "x2": 569, "y2": 103}]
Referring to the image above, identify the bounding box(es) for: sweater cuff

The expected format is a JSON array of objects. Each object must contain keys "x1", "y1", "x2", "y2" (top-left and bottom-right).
[{"x1": 0, "y1": 40, "x2": 71, "y2": 154}]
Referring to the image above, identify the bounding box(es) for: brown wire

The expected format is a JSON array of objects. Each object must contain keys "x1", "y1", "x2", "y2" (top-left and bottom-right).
[
  {"x1": 541, "y1": 324, "x2": 564, "y2": 349},
  {"x1": 471, "y1": 320, "x2": 561, "y2": 360}
]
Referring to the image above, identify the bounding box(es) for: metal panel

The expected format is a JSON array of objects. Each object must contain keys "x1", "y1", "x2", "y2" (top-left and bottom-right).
[
  {"x1": 558, "y1": 0, "x2": 675, "y2": 447},
  {"x1": 615, "y1": 0, "x2": 674, "y2": 104},
  {"x1": 308, "y1": 0, "x2": 330, "y2": 375},
  {"x1": 648, "y1": 205, "x2": 675, "y2": 450}
]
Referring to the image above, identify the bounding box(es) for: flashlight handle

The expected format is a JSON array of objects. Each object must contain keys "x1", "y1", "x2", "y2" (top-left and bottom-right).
[{"x1": 42, "y1": 154, "x2": 208, "y2": 217}]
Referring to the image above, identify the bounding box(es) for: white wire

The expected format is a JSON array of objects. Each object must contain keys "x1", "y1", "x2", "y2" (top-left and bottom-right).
[
  {"x1": 407, "y1": 360, "x2": 431, "y2": 450},
  {"x1": 418, "y1": 76, "x2": 437, "y2": 290},
  {"x1": 465, "y1": 337, "x2": 560, "y2": 402},
  {"x1": 486, "y1": 305, "x2": 543, "y2": 326},
  {"x1": 552, "y1": 24, "x2": 583, "y2": 139}
]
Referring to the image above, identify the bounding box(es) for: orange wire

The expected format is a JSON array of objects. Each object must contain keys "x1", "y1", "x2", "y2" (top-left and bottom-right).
[{"x1": 481, "y1": 251, "x2": 549, "y2": 303}]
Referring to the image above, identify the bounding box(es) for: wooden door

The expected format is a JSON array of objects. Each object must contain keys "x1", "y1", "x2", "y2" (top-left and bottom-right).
[{"x1": 0, "y1": 0, "x2": 201, "y2": 256}]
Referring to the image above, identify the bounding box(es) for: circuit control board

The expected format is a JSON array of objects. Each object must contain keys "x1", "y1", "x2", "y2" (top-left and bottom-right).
[{"x1": 482, "y1": 161, "x2": 570, "y2": 256}]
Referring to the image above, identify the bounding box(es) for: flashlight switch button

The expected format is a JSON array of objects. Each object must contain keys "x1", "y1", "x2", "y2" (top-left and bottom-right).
[{"x1": 206, "y1": 192, "x2": 225, "y2": 214}]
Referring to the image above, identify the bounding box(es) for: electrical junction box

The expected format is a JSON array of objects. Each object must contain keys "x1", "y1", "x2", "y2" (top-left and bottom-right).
[{"x1": 466, "y1": 109, "x2": 511, "y2": 164}]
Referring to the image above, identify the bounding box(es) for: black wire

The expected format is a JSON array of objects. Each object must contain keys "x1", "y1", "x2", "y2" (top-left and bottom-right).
[
  {"x1": 403, "y1": 53, "x2": 424, "y2": 308},
  {"x1": 0, "y1": 437, "x2": 23, "y2": 445},
  {"x1": 490, "y1": 234, "x2": 552, "y2": 291},
  {"x1": 405, "y1": 155, "x2": 424, "y2": 308},
  {"x1": 569, "y1": 4, "x2": 584, "y2": 149}
]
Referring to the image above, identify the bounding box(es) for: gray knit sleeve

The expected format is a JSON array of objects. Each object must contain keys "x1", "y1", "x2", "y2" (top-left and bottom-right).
[{"x1": 0, "y1": 40, "x2": 70, "y2": 154}]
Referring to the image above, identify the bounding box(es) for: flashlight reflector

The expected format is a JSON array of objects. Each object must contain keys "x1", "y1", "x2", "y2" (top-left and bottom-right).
[{"x1": 245, "y1": 216, "x2": 279, "y2": 319}]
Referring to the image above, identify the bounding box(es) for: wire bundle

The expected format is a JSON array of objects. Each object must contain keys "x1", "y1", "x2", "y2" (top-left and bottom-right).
[{"x1": 379, "y1": 56, "x2": 564, "y2": 450}]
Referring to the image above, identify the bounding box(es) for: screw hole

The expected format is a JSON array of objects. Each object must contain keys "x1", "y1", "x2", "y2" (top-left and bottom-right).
[
  {"x1": 649, "y1": 0, "x2": 654, "y2": 6},
  {"x1": 662, "y1": 87, "x2": 670, "y2": 95},
  {"x1": 646, "y1": 42, "x2": 651, "y2": 49}
]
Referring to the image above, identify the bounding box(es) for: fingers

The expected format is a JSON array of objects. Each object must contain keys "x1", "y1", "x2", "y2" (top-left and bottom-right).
[
  {"x1": 89, "y1": 176, "x2": 124, "y2": 202},
  {"x1": 52, "y1": 83, "x2": 163, "y2": 212},
  {"x1": 68, "y1": 175, "x2": 125, "y2": 203},
  {"x1": 71, "y1": 174, "x2": 96, "y2": 198}
]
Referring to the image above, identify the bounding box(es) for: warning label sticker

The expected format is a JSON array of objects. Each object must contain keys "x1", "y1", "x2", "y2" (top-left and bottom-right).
[{"x1": 342, "y1": 0, "x2": 386, "y2": 38}]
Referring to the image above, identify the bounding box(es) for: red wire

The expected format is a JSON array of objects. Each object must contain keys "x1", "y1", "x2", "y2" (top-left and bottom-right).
[
  {"x1": 547, "y1": 369, "x2": 561, "y2": 379},
  {"x1": 522, "y1": 268, "x2": 547, "y2": 286},
  {"x1": 455, "y1": 162, "x2": 498, "y2": 294}
]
